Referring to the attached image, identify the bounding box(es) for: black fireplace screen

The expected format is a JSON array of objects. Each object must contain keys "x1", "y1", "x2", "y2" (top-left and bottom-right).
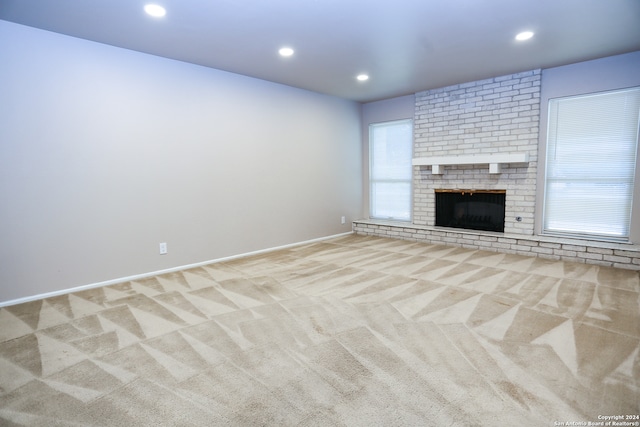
[{"x1": 435, "y1": 190, "x2": 506, "y2": 232}]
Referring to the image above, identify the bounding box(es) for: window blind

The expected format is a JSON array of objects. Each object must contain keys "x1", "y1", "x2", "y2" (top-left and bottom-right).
[
  {"x1": 369, "y1": 119, "x2": 412, "y2": 221},
  {"x1": 544, "y1": 87, "x2": 640, "y2": 240}
]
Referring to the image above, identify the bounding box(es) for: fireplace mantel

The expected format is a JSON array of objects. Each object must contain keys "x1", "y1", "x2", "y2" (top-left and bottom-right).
[{"x1": 412, "y1": 153, "x2": 529, "y2": 174}]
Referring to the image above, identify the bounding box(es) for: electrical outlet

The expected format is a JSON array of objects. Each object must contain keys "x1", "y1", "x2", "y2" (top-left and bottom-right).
[
  {"x1": 159, "y1": 242, "x2": 167, "y2": 255},
  {"x1": 341, "y1": 216, "x2": 346, "y2": 224}
]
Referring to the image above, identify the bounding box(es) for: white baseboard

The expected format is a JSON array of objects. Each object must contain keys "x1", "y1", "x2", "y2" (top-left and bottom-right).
[{"x1": 0, "y1": 232, "x2": 354, "y2": 308}]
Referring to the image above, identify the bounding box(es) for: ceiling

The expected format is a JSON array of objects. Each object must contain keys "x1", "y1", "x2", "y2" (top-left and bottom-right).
[{"x1": 1, "y1": 0, "x2": 639, "y2": 103}]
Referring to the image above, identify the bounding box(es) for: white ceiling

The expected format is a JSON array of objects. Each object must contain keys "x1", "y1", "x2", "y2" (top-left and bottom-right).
[{"x1": 1, "y1": 0, "x2": 639, "y2": 103}]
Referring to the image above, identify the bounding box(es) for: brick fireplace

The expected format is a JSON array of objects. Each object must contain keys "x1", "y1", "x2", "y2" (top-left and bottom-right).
[
  {"x1": 412, "y1": 70, "x2": 540, "y2": 235},
  {"x1": 354, "y1": 69, "x2": 640, "y2": 270}
]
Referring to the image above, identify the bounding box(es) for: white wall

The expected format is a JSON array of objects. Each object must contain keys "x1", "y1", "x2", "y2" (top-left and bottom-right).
[{"x1": 0, "y1": 21, "x2": 362, "y2": 304}]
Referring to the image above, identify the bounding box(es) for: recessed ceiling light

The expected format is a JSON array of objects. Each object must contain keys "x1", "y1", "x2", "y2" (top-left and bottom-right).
[
  {"x1": 515, "y1": 31, "x2": 534, "y2": 41},
  {"x1": 144, "y1": 4, "x2": 166, "y2": 17},
  {"x1": 356, "y1": 74, "x2": 369, "y2": 81},
  {"x1": 279, "y1": 47, "x2": 294, "y2": 57}
]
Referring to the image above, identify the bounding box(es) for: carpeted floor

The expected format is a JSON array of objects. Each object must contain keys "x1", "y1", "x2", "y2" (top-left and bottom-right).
[{"x1": 0, "y1": 234, "x2": 639, "y2": 426}]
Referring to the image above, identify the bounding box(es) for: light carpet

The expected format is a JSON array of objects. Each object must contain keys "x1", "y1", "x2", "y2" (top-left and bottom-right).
[{"x1": 1, "y1": 234, "x2": 639, "y2": 426}]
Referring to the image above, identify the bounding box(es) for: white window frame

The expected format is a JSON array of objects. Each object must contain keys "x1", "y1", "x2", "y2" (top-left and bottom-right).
[
  {"x1": 542, "y1": 87, "x2": 640, "y2": 242},
  {"x1": 369, "y1": 119, "x2": 413, "y2": 222}
]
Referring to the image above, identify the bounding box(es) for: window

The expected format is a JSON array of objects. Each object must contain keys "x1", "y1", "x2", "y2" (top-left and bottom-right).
[
  {"x1": 369, "y1": 119, "x2": 412, "y2": 221},
  {"x1": 543, "y1": 87, "x2": 640, "y2": 240}
]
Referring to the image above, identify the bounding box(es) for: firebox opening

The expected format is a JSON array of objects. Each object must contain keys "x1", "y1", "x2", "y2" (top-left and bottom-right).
[{"x1": 435, "y1": 190, "x2": 506, "y2": 232}]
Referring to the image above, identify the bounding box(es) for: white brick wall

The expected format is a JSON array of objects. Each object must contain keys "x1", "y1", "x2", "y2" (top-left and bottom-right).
[
  {"x1": 352, "y1": 220, "x2": 640, "y2": 270},
  {"x1": 413, "y1": 70, "x2": 541, "y2": 235}
]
